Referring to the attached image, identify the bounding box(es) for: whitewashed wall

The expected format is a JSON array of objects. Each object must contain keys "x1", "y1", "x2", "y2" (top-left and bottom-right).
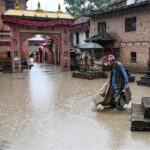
[
  {"x1": 73, "y1": 32, "x2": 87, "y2": 46},
  {"x1": 73, "y1": 33, "x2": 76, "y2": 46},
  {"x1": 79, "y1": 32, "x2": 86, "y2": 45}
]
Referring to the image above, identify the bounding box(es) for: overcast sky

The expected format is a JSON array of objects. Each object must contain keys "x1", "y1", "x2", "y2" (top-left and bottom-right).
[{"x1": 27, "y1": 0, "x2": 66, "y2": 11}]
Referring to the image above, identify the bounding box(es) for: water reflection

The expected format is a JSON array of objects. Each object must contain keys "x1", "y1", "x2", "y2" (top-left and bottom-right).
[
  {"x1": 0, "y1": 64, "x2": 150, "y2": 149},
  {"x1": 29, "y1": 65, "x2": 55, "y2": 110}
]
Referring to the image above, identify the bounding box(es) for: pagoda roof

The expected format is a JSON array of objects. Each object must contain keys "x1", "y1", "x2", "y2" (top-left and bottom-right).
[
  {"x1": 3, "y1": 9, "x2": 74, "y2": 20},
  {"x1": 86, "y1": 32, "x2": 115, "y2": 42},
  {"x1": 79, "y1": 42, "x2": 103, "y2": 50},
  {"x1": 73, "y1": 17, "x2": 90, "y2": 25}
]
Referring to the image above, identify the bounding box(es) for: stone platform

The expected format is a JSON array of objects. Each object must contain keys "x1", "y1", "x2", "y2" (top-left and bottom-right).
[
  {"x1": 72, "y1": 71, "x2": 135, "y2": 81},
  {"x1": 131, "y1": 97, "x2": 150, "y2": 131},
  {"x1": 137, "y1": 74, "x2": 150, "y2": 87},
  {"x1": 72, "y1": 71, "x2": 108, "y2": 80}
]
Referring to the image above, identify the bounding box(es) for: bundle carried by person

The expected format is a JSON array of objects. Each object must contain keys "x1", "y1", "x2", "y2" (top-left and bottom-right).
[{"x1": 93, "y1": 54, "x2": 132, "y2": 110}]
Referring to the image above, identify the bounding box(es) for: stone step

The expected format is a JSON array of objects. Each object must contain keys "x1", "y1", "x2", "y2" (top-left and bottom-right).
[
  {"x1": 142, "y1": 97, "x2": 150, "y2": 118},
  {"x1": 128, "y1": 76, "x2": 135, "y2": 82},
  {"x1": 139, "y1": 79, "x2": 150, "y2": 84},
  {"x1": 137, "y1": 80, "x2": 150, "y2": 87},
  {"x1": 145, "y1": 71, "x2": 150, "y2": 75},
  {"x1": 139, "y1": 78, "x2": 150, "y2": 82},
  {"x1": 131, "y1": 104, "x2": 150, "y2": 131},
  {"x1": 141, "y1": 76, "x2": 150, "y2": 80}
]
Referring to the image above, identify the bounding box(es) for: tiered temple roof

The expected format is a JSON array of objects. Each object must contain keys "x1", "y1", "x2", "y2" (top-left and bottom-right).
[{"x1": 3, "y1": 9, "x2": 74, "y2": 20}]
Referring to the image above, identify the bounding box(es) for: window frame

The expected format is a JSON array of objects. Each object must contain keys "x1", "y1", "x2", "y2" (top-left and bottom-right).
[
  {"x1": 130, "y1": 52, "x2": 137, "y2": 63},
  {"x1": 7, "y1": 51, "x2": 11, "y2": 59},
  {"x1": 76, "y1": 32, "x2": 79, "y2": 44},
  {"x1": 125, "y1": 17, "x2": 137, "y2": 32},
  {"x1": 97, "y1": 22, "x2": 107, "y2": 33},
  {"x1": 5, "y1": 0, "x2": 15, "y2": 10},
  {"x1": 85, "y1": 30, "x2": 89, "y2": 39}
]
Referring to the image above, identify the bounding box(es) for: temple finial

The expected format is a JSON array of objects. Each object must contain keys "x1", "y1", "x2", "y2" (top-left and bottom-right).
[
  {"x1": 57, "y1": 4, "x2": 63, "y2": 17},
  {"x1": 15, "y1": 0, "x2": 20, "y2": 10},
  {"x1": 36, "y1": 2, "x2": 43, "y2": 12},
  {"x1": 38, "y1": 2, "x2": 41, "y2": 9},
  {"x1": 58, "y1": 4, "x2": 61, "y2": 11}
]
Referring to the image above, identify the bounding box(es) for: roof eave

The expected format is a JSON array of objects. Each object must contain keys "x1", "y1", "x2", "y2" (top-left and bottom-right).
[{"x1": 85, "y1": 1, "x2": 150, "y2": 17}]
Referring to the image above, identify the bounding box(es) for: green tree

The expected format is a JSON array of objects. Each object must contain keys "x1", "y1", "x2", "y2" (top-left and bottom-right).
[{"x1": 64, "y1": 0, "x2": 114, "y2": 17}]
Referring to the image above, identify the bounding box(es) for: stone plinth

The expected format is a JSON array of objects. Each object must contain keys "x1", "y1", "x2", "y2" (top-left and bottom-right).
[
  {"x1": 72, "y1": 71, "x2": 108, "y2": 80},
  {"x1": 131, "y1": 97, "x2": 150, "y2": 131}
]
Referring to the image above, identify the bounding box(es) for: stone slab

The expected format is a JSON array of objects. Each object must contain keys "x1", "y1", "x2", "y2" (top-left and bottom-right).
[
  {"x1": 131, "y1": 104, "x2": 150, "y2": 131},
  {"x1": 137, "y1": 80, "x2": 150, "y2": 87},
  {"x1": 72, "y1": 71, "x2": 108, "y2": 80},
  {"x1": 142, "y1": 97, "x2": 150, "y2": 118}
]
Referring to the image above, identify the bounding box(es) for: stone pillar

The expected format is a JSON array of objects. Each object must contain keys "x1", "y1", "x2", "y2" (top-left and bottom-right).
[
  {"x1": 10, "y1": 26, "x2": 21, "y2": 73},
  {"x1": 10, "y1": 27, "x2": 15, "y2": 72},
  {"x1": 61, "y1": 28, "x2": 70, "y2": 71}
]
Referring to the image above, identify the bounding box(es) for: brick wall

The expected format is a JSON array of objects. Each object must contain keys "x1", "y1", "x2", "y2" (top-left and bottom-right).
[
  {"x1": 19, "y1": 0, "x2": 28, "y2": 9},
  {"x1": 0, "y1": 0, "x2": 6, "y2": 28},
  {"x1": 90, "y1": 6, "x2": 150, "y2": 68},
  {"x1": 0, "y1": 0, "x2": 27, "y2": 28},
  {"x1": 21, "y1": 40, "x2": 29, "y2": 59},
  {"x1": 0, "y1": 0, "x2": 27, "y2": 57}
]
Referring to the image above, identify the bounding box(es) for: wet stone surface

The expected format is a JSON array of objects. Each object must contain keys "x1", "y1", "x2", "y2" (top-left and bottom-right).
[
  {"x1": 0, "y1": 140, "x2": 9, "y2": 150},
  {"x1": 0, "y1": 63, "x2": 150, "y2": 150}
]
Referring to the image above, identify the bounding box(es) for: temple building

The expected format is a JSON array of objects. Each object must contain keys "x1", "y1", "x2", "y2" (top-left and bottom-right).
[
  {"x1": 0, "y1": 0, "x2": 27, "y2": 52},
  {"x1": 1, "y1": 0, "x2": 74, "y2": 72},
  {"x1": 70, "y1": 17, "x2": 90, "y2": 48},
  {"x1": 33, "y1": 36, "x2": 55, "y2": 64},
  {"x1": 28, "y1": 35, "x2": 45, "y2": 63},
  {"x1": 86, "y1": 0, "x2": 150, "y2": 70},
  {"x1": 69, "y1": 17, "x2": 90, "y2": 70},
  {"x1": 0, "y1": 0, "x2": 28, "y2": 71},
  {"x1": 42, "y1": 37, "x2": 55, "y2": 64}
]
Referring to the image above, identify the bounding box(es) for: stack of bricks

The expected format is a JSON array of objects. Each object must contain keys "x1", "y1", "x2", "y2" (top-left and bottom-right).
[{"x1": 131, "y1": 97, "x2": 150, "y2": 131}]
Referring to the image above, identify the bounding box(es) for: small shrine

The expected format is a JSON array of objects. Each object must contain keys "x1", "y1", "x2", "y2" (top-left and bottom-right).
[
  {"x1": 137, "y1": 60, "x2": 150, "y2": 86},
  {"x1": 72, "y1": 42, "x2": 108, "y2": 79}
]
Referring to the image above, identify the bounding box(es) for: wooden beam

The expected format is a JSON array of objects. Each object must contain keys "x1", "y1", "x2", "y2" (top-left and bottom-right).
[{"x1": 19, "y1": 30, "x2": 61, "y2": 34}]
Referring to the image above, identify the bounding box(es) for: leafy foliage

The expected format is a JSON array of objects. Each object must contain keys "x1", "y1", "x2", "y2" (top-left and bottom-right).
[{"x1": 64, "y1": 0, "x2": 114, "y2": 17}]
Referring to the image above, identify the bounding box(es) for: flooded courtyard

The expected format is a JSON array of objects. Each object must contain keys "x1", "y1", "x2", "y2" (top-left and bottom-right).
[{"x1": 0, "y1": 63, "x2": 150, "y2": 150}]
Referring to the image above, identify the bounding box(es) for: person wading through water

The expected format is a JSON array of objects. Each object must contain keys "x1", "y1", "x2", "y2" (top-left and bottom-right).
[{"x1": 93, "y1": 55, "x2": 132, "y2": 110}]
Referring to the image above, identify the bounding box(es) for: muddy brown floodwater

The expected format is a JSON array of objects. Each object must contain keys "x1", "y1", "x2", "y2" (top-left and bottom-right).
[{"x1": 0, "y1": 63, "x2": 150, "y2": 150}]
